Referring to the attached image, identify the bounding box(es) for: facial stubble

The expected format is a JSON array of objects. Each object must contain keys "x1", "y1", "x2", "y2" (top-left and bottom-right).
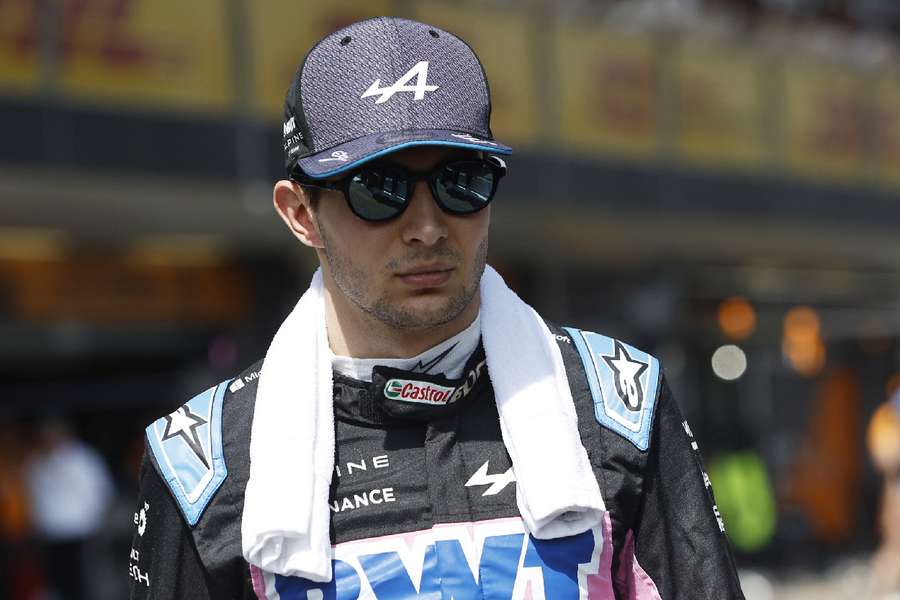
[{"x1": 317, "y1": 217, "x2": 488, "y2": 331}]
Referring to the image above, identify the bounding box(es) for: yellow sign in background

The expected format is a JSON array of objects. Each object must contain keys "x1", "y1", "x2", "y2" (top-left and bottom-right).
[
  {"x1": 555, "y1": 24, "x2": 659, "y2": 158},
  {"x1": 874, "y1": 74, "x2": 900, "y2": 189},
  {"x1": 2, "y1": 1, "x2": 899, "y2": 191},
  {"x1": 58, "y1": 0, "x2": 232, "y2": 112},
  {"x1": 0, "y1": 0, "x2": 41, "y2": 92},
  {"x1": 675, "y1": 39, "x2": 766, "y2": 170},
  {"x1": 782, "y1": 59, "x2": 868, "y2": 181},
  {"x1": 248, "y1": 0, "x2": 390, "y2": 119},
  {"x1": 412, "y1": 2, "x2": 538, "y2": 146}
]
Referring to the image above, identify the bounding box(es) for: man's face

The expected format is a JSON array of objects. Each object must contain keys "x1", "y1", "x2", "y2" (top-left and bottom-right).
[{"x1": 312, "y1": 147, "x2": 490, "y2": 331}]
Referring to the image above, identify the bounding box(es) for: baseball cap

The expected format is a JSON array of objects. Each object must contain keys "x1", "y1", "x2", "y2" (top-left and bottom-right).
[{"x1": 282, "y1": 17, "x2": 512, "y2": 180}]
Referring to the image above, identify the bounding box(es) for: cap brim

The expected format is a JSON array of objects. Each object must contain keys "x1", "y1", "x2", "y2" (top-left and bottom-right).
[{"x1": 296, "y1": 129, "x2": 512, "y2": 179}]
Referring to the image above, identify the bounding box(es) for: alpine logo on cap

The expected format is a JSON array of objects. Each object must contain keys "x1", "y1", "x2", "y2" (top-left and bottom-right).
[
  {"x1": 361, "y1": 61, "x2": 438, "y2": 104},
  {"x1": 384, "y1": 379, "x2": 455, "y2": 405}
]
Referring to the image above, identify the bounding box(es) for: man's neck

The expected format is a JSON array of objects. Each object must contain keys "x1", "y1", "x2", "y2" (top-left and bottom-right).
[{"x1": 323, "y1": 282, "x2": 480, "y2": 359}]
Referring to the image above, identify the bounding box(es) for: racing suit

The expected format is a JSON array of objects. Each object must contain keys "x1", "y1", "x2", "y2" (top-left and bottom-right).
[{"x1": 128, "y1": 324, "x2": 744, "y2": 599}]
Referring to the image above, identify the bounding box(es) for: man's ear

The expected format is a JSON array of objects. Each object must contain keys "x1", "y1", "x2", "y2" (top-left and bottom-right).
[{"x1": 273, "y1": 180, "x2": 323, "y2": 248}]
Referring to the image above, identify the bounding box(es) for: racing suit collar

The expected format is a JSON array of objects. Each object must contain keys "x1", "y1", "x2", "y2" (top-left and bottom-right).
[{"x1": 333, "y1": 343, "x2": 489, "y2": 424}]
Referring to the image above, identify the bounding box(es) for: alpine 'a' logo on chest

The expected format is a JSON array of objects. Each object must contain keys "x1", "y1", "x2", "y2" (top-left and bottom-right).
[
  {"x1": 465, "y1": 460, "x2": 516, "y2": 496},
  {"x1": 361, "y1": 61, "x2": 438, "y2": 104}
]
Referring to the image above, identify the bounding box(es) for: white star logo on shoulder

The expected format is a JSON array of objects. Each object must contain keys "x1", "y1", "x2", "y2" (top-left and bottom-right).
[
  {"x1": 361, "y1": 61, "x2": 438, "y2": 104},
  {"x1": 161, "y1": 406, "x2": 209, "y2": 468},
  {"x1": 465, "y1": 460, "x2": 516, "y2": 496},
  {"x1": 602, "y1": 341, "x2": 649, "y2": 411}
]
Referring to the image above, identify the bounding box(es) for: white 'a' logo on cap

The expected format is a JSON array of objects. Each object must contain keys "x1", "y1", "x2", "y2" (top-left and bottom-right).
[{"x1": 361, "y1": 61, "x2": 438, "y2": 105}]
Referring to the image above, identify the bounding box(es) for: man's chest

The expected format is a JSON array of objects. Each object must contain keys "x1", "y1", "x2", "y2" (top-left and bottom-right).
[{"x1": 247, "y1": 397, "x2": 614, "y2": 600}]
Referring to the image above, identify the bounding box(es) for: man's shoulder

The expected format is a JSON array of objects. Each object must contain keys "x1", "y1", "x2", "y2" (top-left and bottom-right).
[
  {"x1": 222, "y1": 358, "x2": 264, "y2": 397},
  {"x1": 551, "y1": 323, "x2": 662, "y2": 453},
  {"x1": 143, "y1": 359, "x2": 263, "y2": 526}
]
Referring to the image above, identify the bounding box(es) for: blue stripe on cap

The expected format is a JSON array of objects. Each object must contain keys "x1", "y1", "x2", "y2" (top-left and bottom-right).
[{"x1": 303, "y1": 140, "x2": 512, "y2": 180}]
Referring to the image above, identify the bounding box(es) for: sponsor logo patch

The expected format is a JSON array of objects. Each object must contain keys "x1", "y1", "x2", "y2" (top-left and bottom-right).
[
  {"x1": 133, "y1": 501, "x2": 149, "y2": 536},
  {"x1": 384, "y1": 379, "x2": 456, "y2": 405},
  {"x1": 361, "y1": 60, "x2": 438, "y2": 104},
  {"x1": 263, "y1": 517, "x2": 613, "y2": 599},
  {"x1": 602, "y1": 341, "x2": 649, "y2": 412},
  {"x1": 465, "y1": 461, "x2": 516, "y2": 496},
  {"x1": 451, "y1": 132, "x2": 497, "y2": 146},
  {"x1": 564, "y1": 328, "x2": 660, "y2": 451},
  {"x1": 318, "y1": 150, "x2": 350, "y2": 163},
  {"x1": 145, "y1": 380, "x2": 229, "y2": 525},
  {"x1": 160, "y1": 405, "x2": 209, "y2": 469}
]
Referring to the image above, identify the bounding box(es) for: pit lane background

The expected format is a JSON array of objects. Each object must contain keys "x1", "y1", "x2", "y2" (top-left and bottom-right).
[{"x1": 1, "y1": 0, "x2": 899, "y2": 598}]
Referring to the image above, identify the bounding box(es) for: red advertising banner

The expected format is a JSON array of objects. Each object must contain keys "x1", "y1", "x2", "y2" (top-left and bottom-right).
[
  {"x1": 675, "y1": 39, "x2": 766, "y2": 169},
  {"x1": 782, "y1": 59, "x2": 868, "y2": 181},
  {"x1": 58, "y1": 0, "x2": 233, "y2": 112},
  {"x1": 873, "y1": 73, "x2": 900, "y2": 189},
  {"x1": 249, "y1": 0, "x2": 390, "y2": 119},
  {"x1": 413, "y1": 2, "x2": 538, "y2": 146},
  {"x1": 0, "y1": 0, "x2": 41, "y2": 93},
  {"x1": 555, "y1": 23, "x2": 659, "y2": 158}
]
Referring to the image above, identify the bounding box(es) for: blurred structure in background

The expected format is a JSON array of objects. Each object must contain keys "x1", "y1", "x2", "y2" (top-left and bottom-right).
[{"x1": 2, "y1": 0, "x2": 900, "y2": 598}]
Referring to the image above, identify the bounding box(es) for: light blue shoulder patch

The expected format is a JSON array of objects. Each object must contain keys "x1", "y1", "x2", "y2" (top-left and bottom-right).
[
  {"x1": 146, "y1": 380, "x2": 230, "y2": 526},
  {"x1": 563, "y1": 328, "x2": 660, "y2": 451}
]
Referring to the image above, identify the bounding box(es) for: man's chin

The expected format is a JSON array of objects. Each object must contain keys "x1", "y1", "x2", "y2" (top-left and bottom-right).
[{"x1": 371, "y1": 292, "x2": 473, "y2": 331}]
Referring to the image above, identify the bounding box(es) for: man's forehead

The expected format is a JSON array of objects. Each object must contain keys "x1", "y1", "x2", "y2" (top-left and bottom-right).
[{"x1": 377, "y1": 146, "x2": 479, "y2": 170}]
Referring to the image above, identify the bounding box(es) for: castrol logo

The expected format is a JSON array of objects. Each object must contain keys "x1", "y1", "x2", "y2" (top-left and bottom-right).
[{"x1": 384, "y1": 379, "x2": 456, "y2": 405}]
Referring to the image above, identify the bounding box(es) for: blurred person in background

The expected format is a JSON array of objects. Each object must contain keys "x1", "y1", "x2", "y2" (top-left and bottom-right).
[
  {"x1": 0, "y1": 423, "x2": 40, "y2": 600},
  {"x1": 867, "y1": 390, "x2": 900, "y2": 598},
  {"x1": 129, "y1": 16, "x2": 743, "y2": 599},
  {"x1": 25, "y1": 417, "x2": 115, "y2": 600}
]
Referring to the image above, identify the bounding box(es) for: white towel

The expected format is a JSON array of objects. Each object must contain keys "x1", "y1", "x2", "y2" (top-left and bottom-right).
[
  {"x1": 241, "y1": 270, "x2": 333, "y2": 581},
  {"x1": 242, "y1": 265, "x2": 605, "y2": 582},
  {"x1": 481, "y1": 267, "x2": 606, "y2": 539}
]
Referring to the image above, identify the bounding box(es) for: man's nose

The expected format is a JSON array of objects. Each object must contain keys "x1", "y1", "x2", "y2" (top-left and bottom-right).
[{"x1": 399, "y1": 180, "x2": 448, "y2": 246}]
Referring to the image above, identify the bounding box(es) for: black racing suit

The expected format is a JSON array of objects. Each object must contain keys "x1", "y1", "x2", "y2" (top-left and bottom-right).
[{"x1": 128, "y1": 324, "x2": 744, "y2": 599}]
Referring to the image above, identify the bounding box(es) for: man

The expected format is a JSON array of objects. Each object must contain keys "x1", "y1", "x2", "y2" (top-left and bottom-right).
[
  {"x1": 129, "y1": 17, "x2": 744, "y2": 599},
  {"x1": 868, "y1": 390, "x2": 900, "y2": 597},
  {"x1": 27, "y1": 418, "x2": 115, "y2": 600}
]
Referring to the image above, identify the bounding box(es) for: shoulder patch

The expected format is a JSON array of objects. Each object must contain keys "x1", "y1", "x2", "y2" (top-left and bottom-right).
[
  {"x1": 563, "y1": 328, "x2": 660, "y2": 451},
  {"x1": 146, "y1": 380, "x2": 230, "y2": 526}
]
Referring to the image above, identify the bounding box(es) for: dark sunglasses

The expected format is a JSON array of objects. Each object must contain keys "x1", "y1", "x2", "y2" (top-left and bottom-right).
[{"x1": 291, "y1": 155, "x2": 507, "y2": 222}]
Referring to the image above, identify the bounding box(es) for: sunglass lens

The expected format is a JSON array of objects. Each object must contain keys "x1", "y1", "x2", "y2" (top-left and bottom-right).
[
  {"x1": 347, "y1": 167, "x2": 409, "y2": 221},
  {"x1": 434, "y1": 161, "x2": 495, "y2": 214}
]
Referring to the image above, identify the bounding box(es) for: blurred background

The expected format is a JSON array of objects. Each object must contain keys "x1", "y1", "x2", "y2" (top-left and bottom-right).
[{"x1": 2, "y1": 0, "x2": 900, "y2": 598}]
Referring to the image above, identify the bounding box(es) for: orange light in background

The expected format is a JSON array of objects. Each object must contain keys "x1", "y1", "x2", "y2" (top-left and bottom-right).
[
  {"x1": 783, "y1": 306, "x2": 826, "y2": 377},
  {"x1": 885, "y1": 373, "x2": 900, "y2": 399},
  {"x1": 867, "y1": 402, "x2": 900, "y2": 475},
  {"x1": 717, "y1": 296, "x2": 756, "y2": 340},
  {"x1": 785, "y1": 306, "x2": 820, "y2": 337}
]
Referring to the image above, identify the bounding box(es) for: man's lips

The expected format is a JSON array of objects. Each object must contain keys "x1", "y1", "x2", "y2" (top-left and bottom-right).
[{"x1": 396, "y1": 265, "x2": 455, "y2": 288}]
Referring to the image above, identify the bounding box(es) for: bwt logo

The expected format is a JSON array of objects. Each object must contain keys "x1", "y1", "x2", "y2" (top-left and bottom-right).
[{"x1": 269, "y1": 518, "x2": 609, "y2": 600}]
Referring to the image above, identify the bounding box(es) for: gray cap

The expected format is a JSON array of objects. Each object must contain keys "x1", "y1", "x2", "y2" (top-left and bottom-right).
[{"x1": 282, "y1": 17, "x2": 512, "y2": 179}]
